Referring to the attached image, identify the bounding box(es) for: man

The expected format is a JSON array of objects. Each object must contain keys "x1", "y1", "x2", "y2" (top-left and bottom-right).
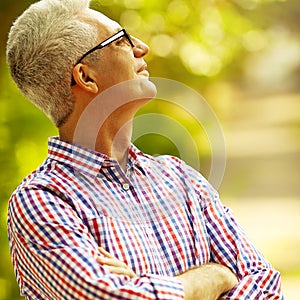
[{"x1": 6, "y1": 0, "x2": 283, "y2": 299}]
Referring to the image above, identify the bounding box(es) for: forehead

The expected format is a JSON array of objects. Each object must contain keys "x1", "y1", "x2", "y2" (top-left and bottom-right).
[{"x1": 80, "y1": 8, "x2": 121, "y2": 35}]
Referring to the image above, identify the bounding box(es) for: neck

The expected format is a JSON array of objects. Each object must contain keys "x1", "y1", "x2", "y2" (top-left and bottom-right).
[
  {"x1": 96, "y1": 116, "x2": 133, "y2": 170},
  {"x1": 59, "y1": 106, "x2": 134, "y2": 171},
  {"x1": 59, "y1": 79, "x2": 155, "y2": 170}
]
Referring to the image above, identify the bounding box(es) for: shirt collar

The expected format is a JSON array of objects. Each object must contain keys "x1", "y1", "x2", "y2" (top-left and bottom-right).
[
  {"x1": 47, "y1": 137, "x2": 151, "y2": 178},
  {"x1": 48, "y1": 137, "x2": 107, "y2": 179},
  {"x1": 127, "y1": 144, "x2": 154, "y2": 175}
]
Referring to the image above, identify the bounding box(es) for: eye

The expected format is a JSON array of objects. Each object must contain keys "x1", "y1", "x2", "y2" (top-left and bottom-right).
[
  {"x1": 115, "y1": 37, "x2": 125, "y2": 45},
  {"x1": 116, "y1": 36, "x2": 131, "y2": 46}
]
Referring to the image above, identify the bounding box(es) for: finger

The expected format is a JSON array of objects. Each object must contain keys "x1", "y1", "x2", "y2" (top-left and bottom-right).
[
  {"x1": 105, "y1": 266, "x2": 137, "y2": 278},
  {"x1": 98, "y1": 247, "x2": 114, "y2": 258},
  {"x1": 96, "y1": 256, "x2": 137, "y2": 278},
  {"x1": 97, "y1": 256, "x2": 127, "y2": 268}
]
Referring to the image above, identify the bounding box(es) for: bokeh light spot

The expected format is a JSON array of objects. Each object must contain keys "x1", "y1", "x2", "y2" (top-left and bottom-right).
[{"x1": 150, "y1": 34, "x2": 174, "y2": 57}]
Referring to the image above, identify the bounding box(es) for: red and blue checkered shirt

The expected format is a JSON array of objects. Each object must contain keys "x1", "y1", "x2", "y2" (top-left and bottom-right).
[{"x1": 8, "y1": 137, "x2": 283, "y2": 299}]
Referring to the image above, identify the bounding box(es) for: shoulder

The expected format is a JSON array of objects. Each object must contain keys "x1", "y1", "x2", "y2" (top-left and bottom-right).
[
  {"x1": 134, "y1": 147, "x2": 208, "y2": 187},
  {"x1": 9, "y1": 157, "x2": 74, "y2": 211},
  {"x1": 139, "y1": 152, "x2": 219, "y2": 210},
  {"x1": 139, "y1": 150, "x2": 201, "y2": 180}
]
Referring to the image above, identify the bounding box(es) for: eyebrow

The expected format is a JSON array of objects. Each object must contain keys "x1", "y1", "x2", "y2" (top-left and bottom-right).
[{"x1": 114, "y1": 27, "x2": 123, "y2": 34}]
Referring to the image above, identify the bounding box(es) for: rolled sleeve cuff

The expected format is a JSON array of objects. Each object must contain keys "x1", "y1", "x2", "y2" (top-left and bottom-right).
[{"x1": 143, "y1": 274, "x2": 185, "y2": 299}]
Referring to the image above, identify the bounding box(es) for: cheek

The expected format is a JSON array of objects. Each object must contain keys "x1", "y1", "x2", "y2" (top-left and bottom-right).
[
  {"x1": 98, "y1": 53, "x2": 135, "y2": 88},
  {"x1": 114, "y1": 52, "x2": 135, "y2": 73},
  {"x1": 111, "y1": 60, "x2": 135, "y2": 81}
]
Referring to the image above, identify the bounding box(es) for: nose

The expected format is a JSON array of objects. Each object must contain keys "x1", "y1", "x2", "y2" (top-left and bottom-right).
[{"x1": 132, "y1": 36, "x2": 149, "y2": 58}]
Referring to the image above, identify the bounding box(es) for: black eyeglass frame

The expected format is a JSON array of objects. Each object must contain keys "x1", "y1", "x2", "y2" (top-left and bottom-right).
[{"x1": 74, "y1": 29, "x2": 134, "y2": 66}]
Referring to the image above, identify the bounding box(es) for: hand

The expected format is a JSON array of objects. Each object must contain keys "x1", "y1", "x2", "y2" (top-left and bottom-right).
[
  {"x1": 176, "y1": 263, "x2": 238, "y2": 300},
  {"x1": 96, "y1": 247, "x2": 137, "y2": 278}
]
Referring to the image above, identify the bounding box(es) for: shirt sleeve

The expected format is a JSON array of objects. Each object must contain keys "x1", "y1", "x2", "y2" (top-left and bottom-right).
[
  {"x1": 204, "y1": 190, "x2": 284, "y2": 299},
  {"x1": 8, "y1": 187, "x2": 184, "y2": 300}
]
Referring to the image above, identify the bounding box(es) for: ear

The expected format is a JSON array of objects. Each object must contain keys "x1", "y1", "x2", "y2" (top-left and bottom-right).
[{"x1": 72, "y1": 64, "x2": 99, "y2": 94}]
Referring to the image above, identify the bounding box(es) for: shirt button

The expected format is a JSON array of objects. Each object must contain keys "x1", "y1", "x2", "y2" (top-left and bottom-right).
[{"x1": 122, "y1": 183, "x2": 130, "y2": 191}]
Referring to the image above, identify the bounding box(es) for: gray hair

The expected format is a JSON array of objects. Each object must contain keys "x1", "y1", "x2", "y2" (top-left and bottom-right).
[{"x1": 6, "y1": 0, "x2": 99, "y2": 127}]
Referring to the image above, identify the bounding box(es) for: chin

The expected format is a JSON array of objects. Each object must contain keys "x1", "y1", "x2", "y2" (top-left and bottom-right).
[{"x1": 137, "y1": 77, "x2": 157, "y2": 99}]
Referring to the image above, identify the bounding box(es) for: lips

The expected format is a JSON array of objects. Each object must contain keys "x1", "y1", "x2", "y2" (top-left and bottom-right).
[
  {"x1": 137, "y1": 63, "x2": 149, "y2": 76},
  {"x1": 137, "y1": 63, "x2": 147, "y2": 73}
]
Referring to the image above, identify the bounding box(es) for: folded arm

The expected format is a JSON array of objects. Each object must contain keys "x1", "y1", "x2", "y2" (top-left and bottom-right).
[
  {"x1": 204, "y1": 193, "x2": 284, "y2": 299},
  {"x1": 98, "y1": 247, "x2": 238, "y2": 300},
  {"x1": 8, "y1": 188, "x2": 184, "y2": 300},
  {"x1": 176, "y1": 263, "x2": 238, "y2": 300}
]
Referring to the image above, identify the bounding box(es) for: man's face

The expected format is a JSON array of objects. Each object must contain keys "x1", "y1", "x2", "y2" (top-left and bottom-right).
[{"x1": 80, "y1": 9, "x2": 150, "y2": 92}]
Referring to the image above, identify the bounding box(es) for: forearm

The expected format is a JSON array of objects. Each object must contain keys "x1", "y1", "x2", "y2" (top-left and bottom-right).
[
  {"x1": 176, "y1": 263, "x2": 238, "y2": 300},
  {"x1": 8, "y1": 190, "x2": 185, "y2": 300},
  {"x1": 12, "y1": 238, "x2": 184, "y2": 300},
  {"x1": 200, "y1": 187, "x2": 284, "y2": 299}
]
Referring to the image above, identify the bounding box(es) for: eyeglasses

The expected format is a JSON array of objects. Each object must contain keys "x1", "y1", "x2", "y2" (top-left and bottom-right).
[{"x1": 74, "y1": 29, "x2": 134, "y2": 66}]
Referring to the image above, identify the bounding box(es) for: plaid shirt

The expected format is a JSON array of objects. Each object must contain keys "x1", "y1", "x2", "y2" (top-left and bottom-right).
[{"x1": 8, "y1": 137, "x2": 283, "y2": 299}]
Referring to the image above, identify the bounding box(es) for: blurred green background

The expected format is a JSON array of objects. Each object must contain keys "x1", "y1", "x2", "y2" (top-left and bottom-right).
[{"x1": 1, "y1": 0, "x2": 299, "y2": 299}]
